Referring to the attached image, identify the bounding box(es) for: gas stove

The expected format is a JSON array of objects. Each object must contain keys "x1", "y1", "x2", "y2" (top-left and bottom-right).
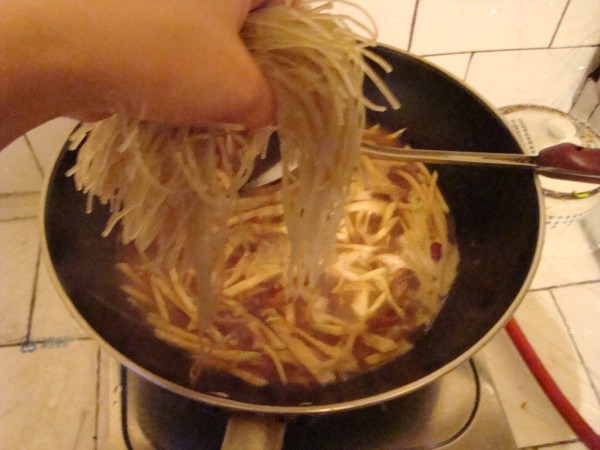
[{"x1": 97, "y1": 354, "x2": 516, "y2": 449}]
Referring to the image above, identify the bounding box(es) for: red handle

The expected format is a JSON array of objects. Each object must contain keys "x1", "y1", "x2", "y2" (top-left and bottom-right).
[{"x1": 537, "y1": 143, "x2": 600, "y2": 183}]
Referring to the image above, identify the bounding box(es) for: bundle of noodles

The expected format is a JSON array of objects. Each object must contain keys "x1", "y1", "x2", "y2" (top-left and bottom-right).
[
  {"x1": 69, "y1": 121, "x2": 273, "y2": 326},
  {"x1": 242, "y1": 1, "x2": 398, "y2": 290},
  {"x1": 68, "y1": 0, "x2": 398, "y2": 328}
]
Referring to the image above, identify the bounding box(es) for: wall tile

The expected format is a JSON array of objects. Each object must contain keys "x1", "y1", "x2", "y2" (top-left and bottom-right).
[
  {"x1": 570, "y1": 78, "x2": 600, "y2": 121},
  {"x1": 411, "y1": 0, "x2": 567, "y2": 55},
  {"x1": 0, "y1": 341, "x2": 98, "y2": 449},
  {"x1": 0, "y1": 219, "x2": 39, "y2": 345},
  {"x1": 333, "y1": 0, "x2": 416, "y2": 50},
  {"x1": 26, "y1": 118, "x2": 78, "y2": 176},
  {"x1": 553, "y1": 0, "x2": 600, "y2": 47},
  {"x1": 466, "y1": 47, "x2": 598, "y2": 111},
  {"x1": 0, "y1": 137, "x2": 42, "y2": 194}
]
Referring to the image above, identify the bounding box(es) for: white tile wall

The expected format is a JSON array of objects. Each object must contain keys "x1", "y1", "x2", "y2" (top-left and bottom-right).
[
  {"x1": 411, "y1": 0, "x2": 567, "y2": 55},
  {"x1": 553, "y1": 0, "x2": 600, "y2": 47},
  {"x1": 336, "y1": 0, "x2": 416, "y2": 50},
  {"x1": 466, "y1": 46, "x2": 598, "y2": 111},
  {"x1": 2, "y1": 2, "x2": 600, "y2": 448},
  {"x1": 360, "y1": 0, "x2": 600, "y2": 114},
  {"x1": 571, "y1": 76, "x2": 600, "y2": 121}
]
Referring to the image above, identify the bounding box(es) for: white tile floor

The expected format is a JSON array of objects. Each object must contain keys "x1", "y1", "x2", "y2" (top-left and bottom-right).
[
  {"x1": 0, "y1": 121, "x2": 101, "y2": 449},
  {"x1": 0, "y1": 341, "x2": 99, "y2": 450},
  {"x1": 0, "y1": 121, "x2": 599, "y2": 449},
  {"x1": 478, "y1": 214, "x2": 600, "y2": 448},
  {"x1": 0, "y1": 219, "x2": 40, "y2": 345}
]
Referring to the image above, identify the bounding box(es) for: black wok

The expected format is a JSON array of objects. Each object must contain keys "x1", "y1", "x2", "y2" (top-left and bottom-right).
[{"x1": 42, "y1": 46, "x2": 542, "y2": 415}]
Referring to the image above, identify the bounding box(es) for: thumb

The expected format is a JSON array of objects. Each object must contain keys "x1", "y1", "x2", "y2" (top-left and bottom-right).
[
  {"x1": 143, "y1": 34, "x2": 276, "y2": 130},
  {"x1": 214, "y1": 41, "x2": 276, "y2": 129}
]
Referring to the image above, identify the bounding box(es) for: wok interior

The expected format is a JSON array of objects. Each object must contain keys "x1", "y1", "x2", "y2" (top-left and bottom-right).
[{"x1": 44, "y1": 47, "x2": 540, "y2": 411}]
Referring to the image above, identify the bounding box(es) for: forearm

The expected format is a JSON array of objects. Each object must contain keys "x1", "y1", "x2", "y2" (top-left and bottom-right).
[{"x1": 0, "y1": 1, "x2": 80, "y2": 149}]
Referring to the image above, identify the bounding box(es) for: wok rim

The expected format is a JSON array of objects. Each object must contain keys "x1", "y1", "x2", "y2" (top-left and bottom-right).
[{"x1": 40, "y1": 45, "x2": 545, "y2": 415}]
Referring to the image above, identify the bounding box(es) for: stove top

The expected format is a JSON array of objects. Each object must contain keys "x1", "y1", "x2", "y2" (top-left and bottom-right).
[{"x1": 97, "y1": 355, "x2": 516, "y2": 449}]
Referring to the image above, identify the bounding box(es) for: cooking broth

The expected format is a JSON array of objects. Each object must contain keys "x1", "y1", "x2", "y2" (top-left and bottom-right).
[{"x1": 118, "y1": 130, "x2": 459, "y2": 388}]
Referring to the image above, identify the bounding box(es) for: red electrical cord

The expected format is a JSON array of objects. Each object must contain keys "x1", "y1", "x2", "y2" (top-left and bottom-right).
[{"x1": 505, "y1": 317, "x2": 600, "y2": 450}]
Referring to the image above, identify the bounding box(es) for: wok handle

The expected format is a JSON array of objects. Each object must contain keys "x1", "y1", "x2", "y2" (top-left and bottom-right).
[
  {"x1": 536, "y1": 143, "x2": 600, "y2": 184},
  {"x1": 221, "y1": 414, "x2": 286, "y2": 450}
]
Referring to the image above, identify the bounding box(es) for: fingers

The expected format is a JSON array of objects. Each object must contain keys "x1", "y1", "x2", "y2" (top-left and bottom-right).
[
  {"x1": 166, "y1": 1, "x2": 277, "y2": 128},
  {"x1": 183, "y1": 39, "x2": 276, "y2": 129},
  {"x1": 126, "y1": 31, "x2": 276, "y2": 130},
  {"x1": 219, "y1": 48, "x2": 276, "y2": 129},
  {"x1": 61, "y1": 0, "x2": 278, "y2": 130}
]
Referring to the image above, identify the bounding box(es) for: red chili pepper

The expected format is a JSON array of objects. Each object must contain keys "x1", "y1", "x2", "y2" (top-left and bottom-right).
[{"x1": 430, "y1": 242, "x2": 442, "y2": 262}]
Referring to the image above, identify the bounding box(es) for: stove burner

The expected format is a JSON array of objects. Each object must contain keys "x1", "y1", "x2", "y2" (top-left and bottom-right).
[{"x1": 111, "y1": 356, "x2": 516, "y2": 449}]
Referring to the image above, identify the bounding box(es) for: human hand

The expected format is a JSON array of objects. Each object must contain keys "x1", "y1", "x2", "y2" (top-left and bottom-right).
[
  {"x1": 0, "y1": 0, "x2": 276, "y2": 149},
  {"x1": 64, "y1": 0, "x2": 276, "y2": 129}
]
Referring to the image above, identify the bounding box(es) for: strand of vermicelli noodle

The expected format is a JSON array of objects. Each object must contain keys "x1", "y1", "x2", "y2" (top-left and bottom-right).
[
  {"x1": 243, "y1": 2, "x2": 397, "y2": 291},
  {"x1": 69, "y1": 120, "x2": 273, "y2": 328},
  {"x1": 68, "y1": 1, "x2": 398, "y2": 327}
]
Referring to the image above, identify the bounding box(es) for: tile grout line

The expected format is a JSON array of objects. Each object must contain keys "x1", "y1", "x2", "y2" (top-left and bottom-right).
[
  {"x1": 23, "y1": 133, "x2": 44, "y2": 177},
  {"x1": 550, "y1": 289, "x2": 600, "y2": 409},
  {"x1": 518, "y1": 437, "x2": 582, "y2": 449},
  {"x1": 418, "y1": 43, "x2": 600, "y2": 59},
  {"x1": 530, "y1": 278, "x2": 600, "y2": 292},
  {"x1": 548, "y1": 0, "x2": 571, "y2": 49},
  {"x1": 0, "y1": 215, "x2": 38, "y2": 223},
  {"x1": 463, "y1": 52, "x2": 475, "y2": 81},
  {"x1": 406, "y1": 0, "x2": 419, "y2": 53},
  {"x1": 0, "y1": 336, "x2": 93, "y2": 350},
  {"x1": 0, "y1": 191, "x2": 40, "y2": 198},
  {"x1": 24, "y1": 245, "x2": 42, "y2": 343}
]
